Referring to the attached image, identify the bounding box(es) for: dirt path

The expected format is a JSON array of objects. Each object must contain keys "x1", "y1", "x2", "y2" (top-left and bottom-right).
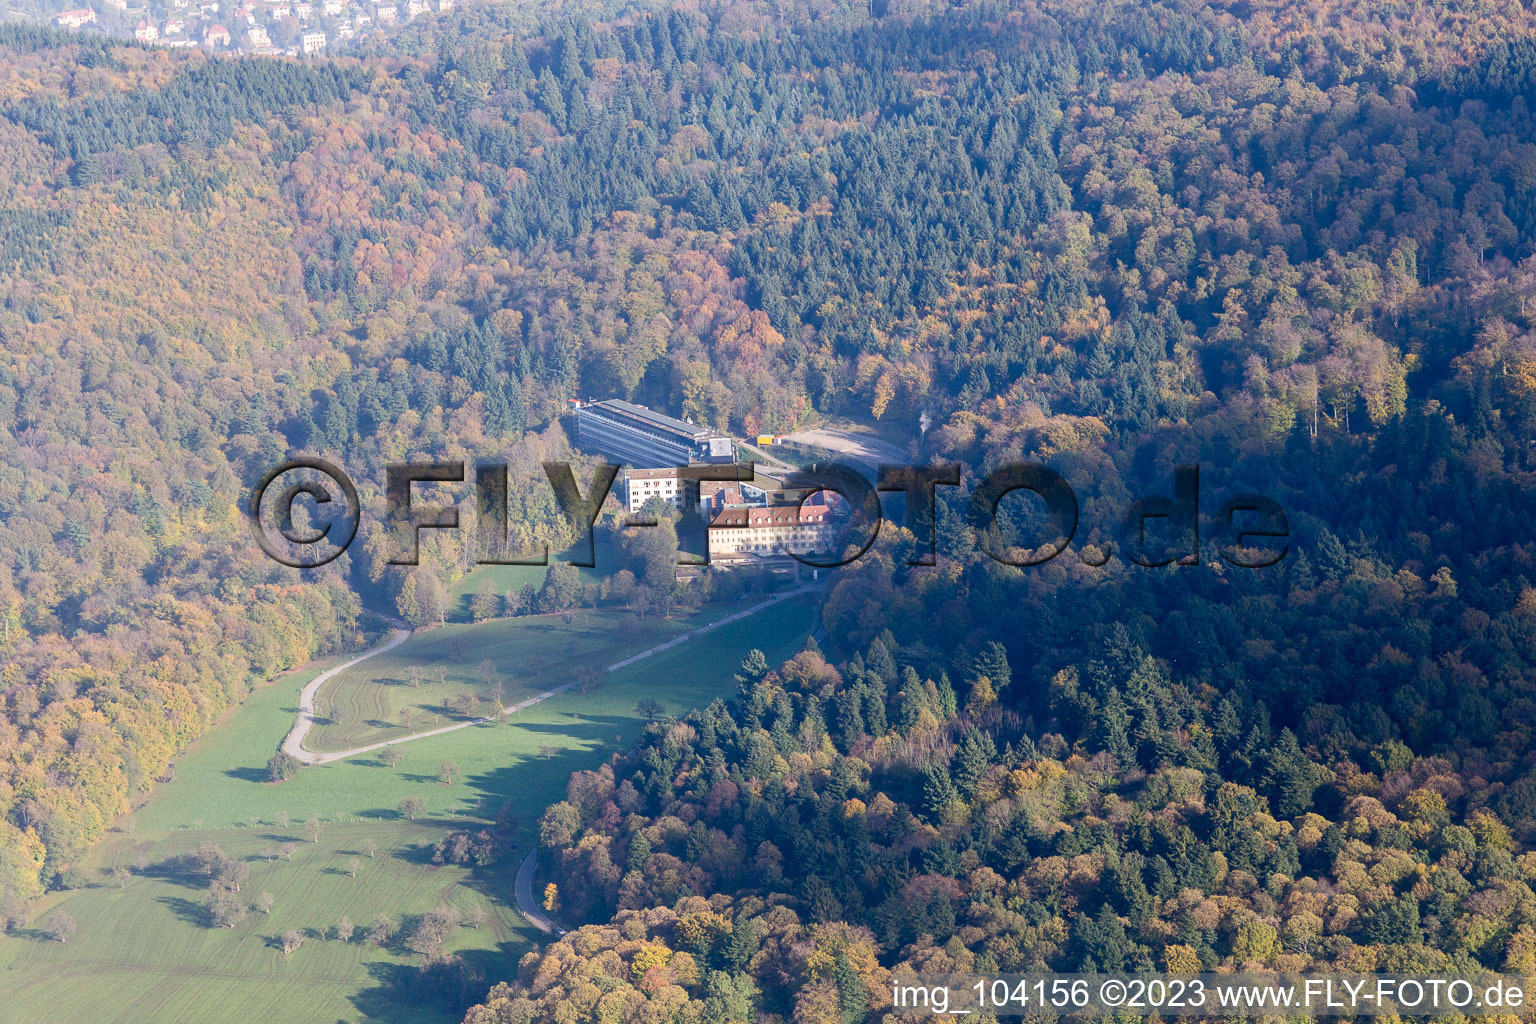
[
  {"x1": 284, "y1": 586, "x2": 816, "y2": 765},
  {"x1": 281, "y1": 627, "x2": 411, "y2": 765}
]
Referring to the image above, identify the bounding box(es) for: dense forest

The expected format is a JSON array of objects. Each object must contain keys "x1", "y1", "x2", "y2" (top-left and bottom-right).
[{"x1": 2, "y1": 0, "x2": 1536, "y2": 1019}]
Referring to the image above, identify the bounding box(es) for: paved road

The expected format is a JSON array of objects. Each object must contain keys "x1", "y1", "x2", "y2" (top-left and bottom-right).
[
  {"x1": 283, "y1": 585, "x2": 818, "y2": 765},
  {"x1": 514, "y1": 849, "x2": 555, "y2": 934}
]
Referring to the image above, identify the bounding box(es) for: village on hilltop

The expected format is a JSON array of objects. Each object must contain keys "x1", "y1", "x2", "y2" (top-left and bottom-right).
[{"x1": 46, "y1": 0, "x2": 451, "y2": 57}]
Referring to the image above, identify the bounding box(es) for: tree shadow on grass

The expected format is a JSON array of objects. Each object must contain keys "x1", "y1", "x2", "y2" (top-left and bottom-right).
[
  {"x1": 138, "y1": 858, "x2": 209, "y2": 889},
  {"x1": 391, "y1": 841, "x2": 443, "y2": 867},
  {"x1": 224, "y1": 766, "x2": 269, "y2": 783},
  {"x1": 156, "y1": 894, "x2": 210, "y2": 928},
  {"x1": 12, "y1": 927, "x2": 55, "y2": 944},
  {"x1": 352, "y1": 943, "x2": 524, "y2": 1024}
]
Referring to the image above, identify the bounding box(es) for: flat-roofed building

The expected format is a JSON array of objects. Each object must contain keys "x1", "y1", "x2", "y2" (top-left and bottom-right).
[
  {"x1": 573, "y1": 399, "x2": 734, "y2": 468},
  {"x1": 623, "y1": 467, "x2": 693, "y2": 515}
]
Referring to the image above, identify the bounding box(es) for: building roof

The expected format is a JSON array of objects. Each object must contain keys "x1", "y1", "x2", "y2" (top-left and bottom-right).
[
  {"x1": 710, "y1": 493, "x2": 836, "y2": 529},
  {"x1": 582, "y1": 399, "x2": 720, "y2": 441}
]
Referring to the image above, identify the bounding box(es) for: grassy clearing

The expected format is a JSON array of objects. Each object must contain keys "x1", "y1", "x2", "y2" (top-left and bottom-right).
[
  {"x1": 0, "y1": 594, "x2": 819, "y2": 1024},
  {"x1": 0, "y1": 822, "x2": 515, "y2": 1024},
  {"x1": 304, "y1": 606, "x2": 707, "y2": 754},
  {"x1": 442, "y1": 536, "x2": 620, "y2": 621}
]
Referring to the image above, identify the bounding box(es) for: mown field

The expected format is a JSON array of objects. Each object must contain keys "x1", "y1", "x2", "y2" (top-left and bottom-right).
[
  {"x1": 442, "y1": 540, "x2": 614, "y2": 622},
  {"x1": 305, "y1": 606, "x2": 706, "y2": 754},
  {"x1": 0, "y1": 594, "x2": 819, "y2": 1024}
]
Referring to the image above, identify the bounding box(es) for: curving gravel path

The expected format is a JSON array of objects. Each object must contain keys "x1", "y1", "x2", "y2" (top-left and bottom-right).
[
  {"x1": 281, "y1": 626, "x2": 412, "y2": 765},
  {"x1": 282, "y1": 585, "x2": 817, "y2": 766}
]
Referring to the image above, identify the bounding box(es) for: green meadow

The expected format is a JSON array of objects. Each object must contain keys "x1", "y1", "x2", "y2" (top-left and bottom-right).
[
  {"x1": 0, "y1": 594, "x2": 818, "y2": 1024},
  {"x1": 306, "y1": 606, "x2": 708, "y2": 754}
]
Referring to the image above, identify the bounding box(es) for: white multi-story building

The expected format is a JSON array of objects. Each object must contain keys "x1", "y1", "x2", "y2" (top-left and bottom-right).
[
  {"x1": 301, "y1": 28, "x2": 326, "y2": 52},
  {"x1": 134, "y1": 18, "x2": 160, "y2": 41},
  {"x1": 53, "y1": 8, "x2": 97, "y2": 26},
  {"x1": 623, "y1": 468, "x2": 693, "y2": 516}
]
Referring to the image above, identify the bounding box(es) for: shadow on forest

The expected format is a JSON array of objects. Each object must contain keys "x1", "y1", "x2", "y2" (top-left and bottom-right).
[
  {"x1": 334, "y1": 712, "x2": 629, "y2": 1019},
  {"x1": 344, "y1": 713, "x2": 637, "y2": 1020},
  {"x1": 352, "y1": 942, "x2": 527, "y2": 1022}
]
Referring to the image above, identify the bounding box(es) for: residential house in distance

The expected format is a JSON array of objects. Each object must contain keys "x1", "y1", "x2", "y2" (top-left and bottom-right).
[
  {"x1": 47, "y1": 0, "x2": 465, "y2": 59},
  {"x1": 53, "y1": 8, "x2": 97, "y2": 26}
]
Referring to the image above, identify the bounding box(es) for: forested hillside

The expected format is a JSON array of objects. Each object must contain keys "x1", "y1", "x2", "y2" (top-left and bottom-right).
[{"x1": 0, "y1": 0, "x2": 1535, "y2": 1018}]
